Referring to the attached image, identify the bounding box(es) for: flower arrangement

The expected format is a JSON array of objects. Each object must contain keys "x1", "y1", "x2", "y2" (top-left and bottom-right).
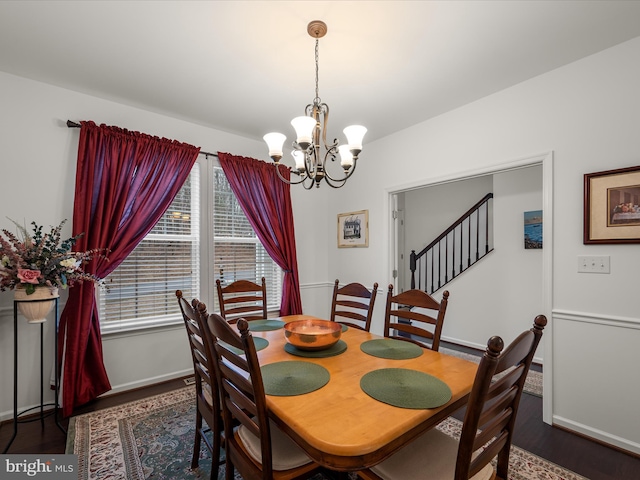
[{"x1": 0, "y1": 219, "x2": 106, "y2": 295}]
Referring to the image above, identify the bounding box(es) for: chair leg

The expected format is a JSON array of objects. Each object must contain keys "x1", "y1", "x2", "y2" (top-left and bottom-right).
[
  {"x1": 225, "y1": 460, "x2": 234, "y2": 480},
  {"x1": 210, "y1": 425, "x2": 221, "y2": 479},
  {"x1": 192, "y1": 410, "x2": 203, "y2": 469}
]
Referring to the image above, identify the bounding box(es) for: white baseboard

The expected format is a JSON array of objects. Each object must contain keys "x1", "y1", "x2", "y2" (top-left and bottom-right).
[
  {"x1": 553, "y1": 414, "x2": 640, "y2": 456},
  {"x1": 102, "y1": 369, "x2": 193, "y2": 397},
  {"x1": 0, "y1": 402, "x2": 56, "y2": 423},
  {"x1": 0, "y1": 369, "x2": 193, "y2": 422},
  {"x1": 441, "y1": 335, "x2": 485, "y2": 352},
  {"x1": 441, "y1": 335, "x2": 544, "y2": 365}
]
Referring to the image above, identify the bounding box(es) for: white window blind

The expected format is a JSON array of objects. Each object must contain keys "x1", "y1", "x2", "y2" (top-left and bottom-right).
[
  {"x1": 98, "y1": 161, "x2": 283, "y2": 333},
  {"x1": 99, "y1": 164, "x2": 200, "y2": 333},
  {"x1": 212, "y1": 166, "x2": 282, "y2": 314}
]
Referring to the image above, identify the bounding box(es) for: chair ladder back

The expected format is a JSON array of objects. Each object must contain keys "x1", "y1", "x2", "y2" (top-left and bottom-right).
[
  {"x1": 209, "y1": 315, "x2": 276, "y2": 479},
  {"x1": 216, "y1": 278, "x2": 268, "y2": 323},
  {"x1": 383, "y1": 284, "x2": 449, "y2": 351},
  {"x1": 331, "y1": 280, "x2": 378, "y2": 331},
  {"x1": 175, "y1": 291, "x2": 224, "y2": 477},
  {"x1": 388, "y1": 308, "x2": 438, "y2": 325},
  {"x1": 335, "y1": 305, "x2": 368, "y2": 321},
  {"x1": 454, "y1": 315, "x2": 547, "y2": 480},
  {"x1": 386, "y1": 320, "x2": 436, "y2": 343}
]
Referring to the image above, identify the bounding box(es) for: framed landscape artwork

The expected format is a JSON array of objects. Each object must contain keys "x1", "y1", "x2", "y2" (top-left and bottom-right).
[
  {"x1": 524, "y1": 210, "x2": 542, "y2": 249},
  {"x1": 584, "y1": 165, "x2": 640, "y2": 244},
  {"x1": 337, "y1": 210, "x2": 368, "y2": 248}
]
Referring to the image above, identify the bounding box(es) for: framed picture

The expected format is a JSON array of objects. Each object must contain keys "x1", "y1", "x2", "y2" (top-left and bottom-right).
[
  {"x1": 337, "y1": 210, "x2": 369, "y2": 248},
  {"x1": 584, "y1": 165, "x2": 640, "y2": 244},
  {"x1": 524, "y1": 210, "x2": 543, "y2": 249}
]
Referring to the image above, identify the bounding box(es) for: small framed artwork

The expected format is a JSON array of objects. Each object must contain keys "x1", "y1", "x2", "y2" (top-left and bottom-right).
[
  {"x1": 337, "y1": 210, "x2": 369, "y2": 248},
  {"x1": 584, "y1": 165, "x2": 640, "y2": 244},
  {"x1": 524, "y1": 210, "x2": 542, "y2": 249}
]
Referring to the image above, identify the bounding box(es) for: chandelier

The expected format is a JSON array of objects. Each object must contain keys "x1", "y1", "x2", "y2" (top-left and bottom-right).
[{"x1": 263, "y1": 20, "x2": 366, "y2": 189}]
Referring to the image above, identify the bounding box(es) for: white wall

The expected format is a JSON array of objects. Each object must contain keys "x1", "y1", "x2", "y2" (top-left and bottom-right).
[
  {"x1": 0, "y1": 71, "x2": 272, "y2": 417},
  {"x1": 303, "y1": 36, "x2": 640, "y2": 454}
]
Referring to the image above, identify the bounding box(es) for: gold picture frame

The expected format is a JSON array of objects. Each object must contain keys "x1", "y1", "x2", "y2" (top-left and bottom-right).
[
  {"x1": 584, "y1": 165, "x2": 640, "y2": 244},
  {"x1": 337, "y1": 210, "x2": 369, "y2": 248}
]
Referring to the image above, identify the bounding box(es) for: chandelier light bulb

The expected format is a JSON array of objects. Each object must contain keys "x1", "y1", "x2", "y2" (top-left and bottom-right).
[
  {"x1": 343, "y1": 125, "x2": 367, "y2": 151},
  {"x1": 338, "y1": 145, "x2": 354, "y2": 169},
  {"x1": 263, "y1": 132, "x2": 287, "y2": 158},
  {"x1": 291, "y1": 116, "x2": 316, "y2": 148},
  {"x1": 291, "y1": 150, "x2": 306, "y2": 171}
]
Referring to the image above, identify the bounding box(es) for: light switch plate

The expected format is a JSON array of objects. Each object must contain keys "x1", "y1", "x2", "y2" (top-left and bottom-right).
[{"x1": 578, "y1": 255, "x2": 610, "y2": 274}]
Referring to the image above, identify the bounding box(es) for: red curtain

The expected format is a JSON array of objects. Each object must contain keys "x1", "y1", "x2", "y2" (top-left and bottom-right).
[
  {"x1": 218, "y1": 152, "x2": 302, "y2": 315},
  {"x1": 58, "y1": 121, "x2": 200, "y2": 416}
]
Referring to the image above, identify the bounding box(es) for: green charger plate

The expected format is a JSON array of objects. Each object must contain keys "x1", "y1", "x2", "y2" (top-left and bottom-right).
[
  {"x1": 261, "y1": 361, "x2": 330, "y2": 396},
  {"x1": 219, "y1": 337, "x2": 269, "y2": 355},
  {"x1": 248, "y1": 319, "x2": 286, "y2": 331},
  {"x1": 360, "y1": 368, "x2": 452, "y2": 409},
  {"x1": 284, "y1": 340, "x2": 347, "y2": 358},
  {"x1": 360, "y1": 338, "x2": 423, "y2": 359}
]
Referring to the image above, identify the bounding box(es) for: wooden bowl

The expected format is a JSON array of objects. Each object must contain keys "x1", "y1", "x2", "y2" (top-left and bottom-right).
[{"x1": 284, "y1": 319, "x2": 342, "y2": 351}]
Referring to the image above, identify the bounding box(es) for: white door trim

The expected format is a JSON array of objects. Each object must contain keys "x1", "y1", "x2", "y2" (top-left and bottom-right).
[{"x1": 383, "y1": 151, "x2": 554, "y2": 425}]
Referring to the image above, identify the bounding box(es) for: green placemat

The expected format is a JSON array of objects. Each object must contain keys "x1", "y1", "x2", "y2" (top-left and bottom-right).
[
  {"x1": 284, "y1": 340, "x2": 347, "y2": 358},
  {"x1": 219, "y1": 337, "x2": 269, "y2": 355},
  {"x1": 261, "y1": 361, "x2": 330, "y2": 396},
  {"x1": 360, "y1": 338, "x2": 423, "y2": 359},
  {"x1": 360, "y1": 368, "x2": 452, "y2": 409},
  {"x1": 248, "y1": 319, "x2": 286, "y2": 331}
]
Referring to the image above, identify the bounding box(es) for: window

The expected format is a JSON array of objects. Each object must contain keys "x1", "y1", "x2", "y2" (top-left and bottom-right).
[
  {"x1": 99, "y1": 159, "x2": 282, "y2": 333},
  {"x1": 100, "y1": 164, "x2": 201, "y2": 333},
  {"x1": 212, "y1": 165, "x2": 282, "y2": 313}
]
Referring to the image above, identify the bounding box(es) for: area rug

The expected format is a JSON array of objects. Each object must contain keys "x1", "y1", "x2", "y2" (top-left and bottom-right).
[
  {"x1": 67, "y1": 386, "x2": 580, "y2": 480},
  {"x1": 441, "y1": 347, "x2": 543, "y2": 397}
]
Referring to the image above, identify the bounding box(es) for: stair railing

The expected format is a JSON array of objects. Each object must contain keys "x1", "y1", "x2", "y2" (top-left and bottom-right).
[{"x1": 410, "y1": 193, "x2": 493, "y2": 293}]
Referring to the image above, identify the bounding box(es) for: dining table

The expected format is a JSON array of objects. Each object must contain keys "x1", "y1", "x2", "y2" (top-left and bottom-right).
[{"x1": 248, "y1": 314, "x2": 479, "y2": 472}]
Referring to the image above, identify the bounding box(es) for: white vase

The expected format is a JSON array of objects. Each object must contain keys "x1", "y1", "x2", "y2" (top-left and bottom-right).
[{"x1": 14, "y1": 285, "x2": 59, "y2": 323}]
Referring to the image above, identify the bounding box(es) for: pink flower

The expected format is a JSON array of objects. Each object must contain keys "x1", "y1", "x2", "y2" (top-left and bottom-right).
[{"x1": 17, "y1": 268, "x2": 41, "y2": 284}]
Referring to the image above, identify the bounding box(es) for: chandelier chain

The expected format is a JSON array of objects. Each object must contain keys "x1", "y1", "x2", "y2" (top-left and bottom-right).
[{"x1": 314, "y1": 38, "x2": 320, "y2": 102}]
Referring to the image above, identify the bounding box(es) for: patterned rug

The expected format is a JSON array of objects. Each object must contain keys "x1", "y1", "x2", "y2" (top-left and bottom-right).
[
  {"x1": 66, "y1": 386, "x2": 580, "y2": 480},
  {"x1": 441, "y1": 347, "x2": 543, "y2": 397}
]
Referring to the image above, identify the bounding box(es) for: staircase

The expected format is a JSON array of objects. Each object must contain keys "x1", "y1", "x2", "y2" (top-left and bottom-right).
[{"x1": 410, "y1": 193, "x2": 494, "y2": 294}]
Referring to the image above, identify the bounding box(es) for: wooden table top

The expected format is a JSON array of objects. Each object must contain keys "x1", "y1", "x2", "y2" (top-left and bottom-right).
[{"x1": 252, "y1": 315, "x2": 478, "y2": 471}]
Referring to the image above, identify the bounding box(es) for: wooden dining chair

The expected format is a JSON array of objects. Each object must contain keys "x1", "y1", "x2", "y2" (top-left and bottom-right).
[
  {"x1": 207, "y1": 314, "x2": 323, "y2": 480},
  {"x1": 216, "y1": 277, "x2": 267, "y2": 323},
  {"x1": 175, "y1": 291, "x2": 223, "y2": 479},
  {"x1": 358, "y1": 314, "x2": 547, "y2": 480},
  {"x1": 383, "y1": 285, "x2": 449, "y2": 351},
  {"x1": 330, "y1": 279, "x2": 379, "y2": 331}
]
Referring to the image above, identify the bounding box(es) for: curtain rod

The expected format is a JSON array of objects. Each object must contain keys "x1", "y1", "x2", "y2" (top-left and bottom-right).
[{"x1": 66, "y1": 120, "x2": 218, "y2": 159}]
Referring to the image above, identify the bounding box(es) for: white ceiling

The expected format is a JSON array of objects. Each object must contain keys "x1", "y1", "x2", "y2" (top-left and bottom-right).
[{"x1": 2, "y1": 1, "x2": 640, "y2": 146}]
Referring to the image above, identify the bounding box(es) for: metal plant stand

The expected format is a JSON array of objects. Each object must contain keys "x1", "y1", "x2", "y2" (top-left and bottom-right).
[{"x1": 2, "y1": 296, "x2": 65, "y2": 453}]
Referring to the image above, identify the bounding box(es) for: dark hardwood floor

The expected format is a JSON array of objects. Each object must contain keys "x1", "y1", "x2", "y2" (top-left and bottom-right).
[{"x1": 2, "y1": 352, "x2": 639, "y2": 479}]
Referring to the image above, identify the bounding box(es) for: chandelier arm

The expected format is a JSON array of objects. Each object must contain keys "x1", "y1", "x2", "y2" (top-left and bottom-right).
[
  {"x1": 302, "y1": 176, "x2": 317, "y2": 189},
  {"x1": 321, "y1": 142, "x2": 357, "y2": 183},
  {"x1": 323, "y1": 176, "x2": 349, "y2": 188},
  {"x1": 323, "y1": 159, "x2": 358, "y2": 184},
  {"x1": 274, "y1": 163, "x2": 309, "y2": 185},
  {"x1": 305, "y1": 146, "x2": 317, "y2": 176}
]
